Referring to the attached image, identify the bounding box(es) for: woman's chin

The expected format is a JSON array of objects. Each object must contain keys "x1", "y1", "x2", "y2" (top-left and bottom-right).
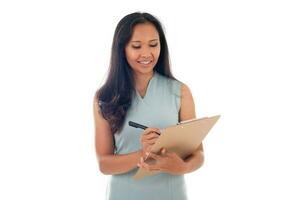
[{"x1": 134, "y1": 66, "x2": 155, "y2": 75}]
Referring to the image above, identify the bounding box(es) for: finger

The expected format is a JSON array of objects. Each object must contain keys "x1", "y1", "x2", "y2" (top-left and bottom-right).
[
  {"x1": 140, "y1": 160, "x2": 161, "y2": 171},
  {"x1": 140, "y1": 132, "x2": 159, "y2": 143},
  {"x1": 139, "y1": 157, "x2": 146, "y2": 165},
  {"x1": 146, "y1": 145, "x2": 152, "y2": 151},
  {"x1": 146, "y1": 138, "x2": 159, "y2": 145},
  {"x1": 144, "y1": 133, "x2": 160, "y2": 140},
  {"x1": 139, "y1": 161, "x2": 147, "y2": 169},
  {"x1": 142, "y1": 136, "x2": 158, "y2": 144},
  {"x1": 143, "y1": 128, "x2": 160, "y2": 135},
  {"x1": 163, "y1": 150, "x2": 174, "y2": 157},
  {"x1": 145, "y1": 131, "x2": 160, "y2": 138},
  {"x1": 141, "y1": 136, "x2": 158, "y2": 144},
  {"x1": 137, "y1": 158, "x2": 146, "y2": 168},
  {"x1": 139, "y1": 159, "x2": 147, "y2": 169},
  {"x1": 161, "y1": 148, "x2": 167, "y2": 155},
  {"x1": 148, "y1": 152, "x2": 161, "y2": 160},
  {"x1": 168, "y1": 152, "x2": 178, "y2": 158},
  {"x1": 146, "y1": 141, "x2": 155, "y2": 146}
]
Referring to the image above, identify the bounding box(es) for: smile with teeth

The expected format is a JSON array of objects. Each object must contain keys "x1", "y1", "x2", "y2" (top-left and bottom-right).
[{"x1": 138, "y1": 60, "x2": 152, "y2": 65}]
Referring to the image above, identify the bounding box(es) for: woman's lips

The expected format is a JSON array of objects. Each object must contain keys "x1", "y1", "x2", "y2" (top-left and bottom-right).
[{"x1": 137, "y1": 60, "x2": 152, "y2": 65}]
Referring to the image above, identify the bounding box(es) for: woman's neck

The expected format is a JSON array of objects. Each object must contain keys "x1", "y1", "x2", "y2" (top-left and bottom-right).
[{"x1": 134, "y1": 71, "x2": 154, "y2": 92}]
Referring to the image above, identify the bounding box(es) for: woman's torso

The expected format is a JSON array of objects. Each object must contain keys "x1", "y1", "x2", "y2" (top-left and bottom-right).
[{"x1": 106, "y1": 71, "x2": 188, "y2": 200}]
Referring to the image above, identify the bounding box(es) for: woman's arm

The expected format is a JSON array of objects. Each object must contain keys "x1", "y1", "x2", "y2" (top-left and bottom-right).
[
  {"x1": 93, "y1": 95, "x2": 142, "y2": 175},
  {"x1": 179, "y1": 83, "x2": 205, "y2": 174}
]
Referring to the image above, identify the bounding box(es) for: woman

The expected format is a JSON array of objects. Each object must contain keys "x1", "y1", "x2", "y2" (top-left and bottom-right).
[{"x1": 93, "y1": 12, "x2": 204, "y2": 200}]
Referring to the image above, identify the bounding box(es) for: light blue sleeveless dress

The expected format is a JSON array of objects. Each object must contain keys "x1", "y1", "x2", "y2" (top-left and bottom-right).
[{"x1": 106, "y1": 71, "x2": 188, "y2": 200}]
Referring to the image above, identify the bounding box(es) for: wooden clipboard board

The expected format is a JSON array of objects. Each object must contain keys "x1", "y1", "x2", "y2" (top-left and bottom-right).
[{"x1": 132, "y1": 115, "x2": 221, "y2": 180}]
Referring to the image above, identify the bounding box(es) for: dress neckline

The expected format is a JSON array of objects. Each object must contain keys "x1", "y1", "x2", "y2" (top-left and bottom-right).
[{"x1": 135, "y1": 71, "x2": 157, "y2": 101}]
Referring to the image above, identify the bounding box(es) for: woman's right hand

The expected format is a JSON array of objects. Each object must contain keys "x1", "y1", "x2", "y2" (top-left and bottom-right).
[{"x1": 140, "y1": 128, "x2": 160, "y2": 160}]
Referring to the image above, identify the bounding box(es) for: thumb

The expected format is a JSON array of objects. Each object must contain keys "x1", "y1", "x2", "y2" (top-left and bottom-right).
[{"x1": 161, "y1": 148, "x2": 167, "y2": 155}]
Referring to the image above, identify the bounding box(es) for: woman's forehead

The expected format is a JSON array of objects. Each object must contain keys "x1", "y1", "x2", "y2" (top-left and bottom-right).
[{"x1": 130, "y1": 23, "x2": 159, "y2": 41}]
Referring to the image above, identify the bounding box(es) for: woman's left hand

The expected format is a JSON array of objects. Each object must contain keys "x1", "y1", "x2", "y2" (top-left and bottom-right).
[{"x1": 137, "y1": 148, "x2": 187, "y2": 175}]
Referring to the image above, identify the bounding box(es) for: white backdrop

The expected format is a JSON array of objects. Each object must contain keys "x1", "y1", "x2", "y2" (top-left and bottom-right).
[{"x1": 0, "y1": 0, "x2": 299, "y2": 199}]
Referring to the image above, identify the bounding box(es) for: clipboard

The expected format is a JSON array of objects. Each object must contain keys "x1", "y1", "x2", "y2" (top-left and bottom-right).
[{"x1": 132, "y1": 115, "x2": 220, "y2": 180}]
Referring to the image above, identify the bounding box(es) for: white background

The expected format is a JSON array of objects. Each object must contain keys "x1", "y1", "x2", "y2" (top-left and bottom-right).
[{"x1": 0, "y1": 0, "x2": 299, "y2": 199}]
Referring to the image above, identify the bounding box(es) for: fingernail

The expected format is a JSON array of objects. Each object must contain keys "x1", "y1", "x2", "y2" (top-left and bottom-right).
[
  {"x1": 137, "y1": 163, "x2": 140, "y2": 167},
  {"x1": 146, "y1": 152, "x2": 149, "y2": 156}
]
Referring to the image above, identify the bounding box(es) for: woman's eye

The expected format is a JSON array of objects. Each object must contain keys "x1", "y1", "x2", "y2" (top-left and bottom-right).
[
  {"x1": 131, "y1": 43, "x2": 158, "y2": 49},
  {"x1": 150, "y1": 43, "x2": 158, "y2": 47},
  {"x1": 132, "y1": 45, "x2": 141, "y2": 49}
]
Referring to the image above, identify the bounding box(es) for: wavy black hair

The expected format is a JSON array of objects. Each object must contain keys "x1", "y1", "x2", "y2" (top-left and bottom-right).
[{"x1": 96, "y1": 12, "x2": 176, "y2": 134}]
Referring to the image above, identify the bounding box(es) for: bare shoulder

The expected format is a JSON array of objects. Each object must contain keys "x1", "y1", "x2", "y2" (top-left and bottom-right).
[
  {"x1": 93, "y1": 92, "x2": 104, "y2": 121},
  {"x1": 179, "y1": 83, "x2": 196, "y2": 121},
  {"x1": 93, "y1": 92, "x2": 111, "y2": 131},
  {"x1": 181, "y1": 83, "x2": 193, "y2": 98}
]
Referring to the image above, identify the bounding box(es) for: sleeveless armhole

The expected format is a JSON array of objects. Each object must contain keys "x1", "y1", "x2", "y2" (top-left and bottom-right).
[{"x1": 173, "y1": 80, "x2": 182, "y2": 116}]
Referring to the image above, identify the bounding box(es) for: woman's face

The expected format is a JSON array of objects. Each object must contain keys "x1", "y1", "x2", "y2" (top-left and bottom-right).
[{"x1": 125, "y1": 23, "x2": 161, "y2": 75}]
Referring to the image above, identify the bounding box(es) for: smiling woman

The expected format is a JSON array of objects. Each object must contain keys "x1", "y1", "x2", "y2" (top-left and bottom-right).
[
  {"x1": 93, "y1": 12, "x2": 204, "y2": 200},
  {"x1": 125, "y1": 23, "x2": 161, "y2": 75},
  {"x1": 125, "y1": 23, "x2": 161, "y2": 96}
]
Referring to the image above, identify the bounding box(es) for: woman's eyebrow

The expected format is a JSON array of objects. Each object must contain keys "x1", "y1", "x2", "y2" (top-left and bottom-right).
[{"x1": 131, "y1": 39, "x2": 159, "y2": 43}]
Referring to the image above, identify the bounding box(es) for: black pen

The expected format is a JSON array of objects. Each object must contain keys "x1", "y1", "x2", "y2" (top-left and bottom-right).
[{"x1": 128, "y1": 121, "x2": 161, "y2": 135}]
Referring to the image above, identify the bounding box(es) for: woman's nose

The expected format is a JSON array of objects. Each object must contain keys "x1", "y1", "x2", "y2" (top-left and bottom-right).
[
  {"x1": 140, "y1": 47, "x2": 152, "y2": 58},
  {"x1": 140, "y1": 55, "x2": 152, "y2": 60}
]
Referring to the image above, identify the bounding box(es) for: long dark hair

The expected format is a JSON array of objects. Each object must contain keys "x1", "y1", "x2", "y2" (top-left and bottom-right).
[{"x1": 96, "y1": 12, "x2": 176, "y2": 134}]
